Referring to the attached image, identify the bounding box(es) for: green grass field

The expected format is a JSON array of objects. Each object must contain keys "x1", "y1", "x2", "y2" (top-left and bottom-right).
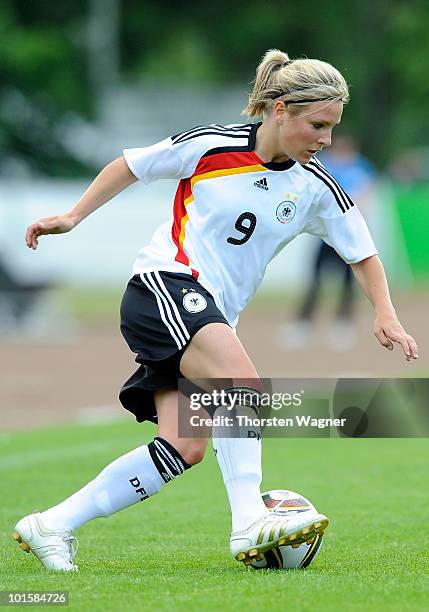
[{"x1": 1, "y1": 420, "x2": 428, "y2": 611}]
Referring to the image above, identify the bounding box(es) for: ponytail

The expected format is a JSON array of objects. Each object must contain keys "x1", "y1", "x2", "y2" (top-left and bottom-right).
[{"x1": 242, "y1": 48, "x2": 350, "y2": 118}]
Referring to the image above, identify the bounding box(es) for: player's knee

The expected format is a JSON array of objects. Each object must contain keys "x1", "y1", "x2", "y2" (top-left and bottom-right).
[
  {"x1": 152, "y1": 436, "x2": 206, "y2": 468},
  {"x1": 180, "y1": 442, "x2": 206, "y2": 466}
]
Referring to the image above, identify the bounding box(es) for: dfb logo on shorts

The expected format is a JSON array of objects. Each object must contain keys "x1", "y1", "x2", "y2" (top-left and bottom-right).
[
  {"x1": 183, "y1": 291, "x2": 207, "y2": 313},
  {"x1": 276, "y1": 201, "x2": 296, "y2": 224}
]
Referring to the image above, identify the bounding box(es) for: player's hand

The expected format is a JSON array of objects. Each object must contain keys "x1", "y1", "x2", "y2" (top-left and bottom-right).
[
  {"x1": 374, "y1": 314, "x2": 419, "y2": 361},
  {"x1": 25, "y1": 214, "x2": 78, "y2": 250}
]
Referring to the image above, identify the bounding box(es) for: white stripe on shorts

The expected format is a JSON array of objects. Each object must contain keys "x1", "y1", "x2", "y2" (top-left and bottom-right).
[
  {"x1": 147, "y1": 272, "x2": 190, "y2": 344},
  {"x1": 141, "y1": 272, "x2": 190, "y2": 348},
  {"x1": 140, "y1": 273, "x2": 185, "y2": 349},
  {"x1": 152, "y1": 271, "x2": 190, "y2": 341}
]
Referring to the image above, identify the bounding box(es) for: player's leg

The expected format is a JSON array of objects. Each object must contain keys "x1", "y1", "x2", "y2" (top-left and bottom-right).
[
  {"x1": 277, "y1": 241, "x2": 325, "y2": 350},
  {"x1": 155, "y1": 389, "x2": 209, "y2": 465},
  {"x1": 326, "y1": 257, "x2": 356, "y2": 351},
  {"x1": 13, "y1": 389, "x2": 206, "y2": 571},
  {"x1": 338, "y1": 262, "x2": 354, "y2": 320},
  {"x1": 180, "y1": 323, "x2": 329, "y2": 564},
  {"x1": 147, "y1": 388, "x2": 209, "y2": 485},
  {"x1": 181, "y1": 323, "x2": 267, "y2": 526},
  {"x1": 297, "y1": 240, "x2": 325, "y2": 321},
  {"x1": 12, "y1": 272, "x2": 212, "y2": 572}
]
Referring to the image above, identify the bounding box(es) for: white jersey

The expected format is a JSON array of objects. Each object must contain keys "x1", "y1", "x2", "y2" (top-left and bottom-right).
[{"x1": 123, "y1": 123, "x2": 377, "y2": 327}]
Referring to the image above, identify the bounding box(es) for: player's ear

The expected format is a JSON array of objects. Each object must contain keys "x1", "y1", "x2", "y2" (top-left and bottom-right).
[{"x1": 272, "y1": 100, "x2": 287, "y2": 126}]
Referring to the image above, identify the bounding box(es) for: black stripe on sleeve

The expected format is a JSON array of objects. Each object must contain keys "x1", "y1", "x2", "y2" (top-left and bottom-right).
[
  {"x1": 171, "y1": 125, "x2": 204, "y2": 143},
  {"x1": 309, "y1": 159, "x2": 355, "y2": 210},
  {"x1": 301, "y1": 164, "x2": 351, "y2": 213},
  {"x1": 199, "y1": 123, "x2": 296, "y2": 171},
  {"x1": 200, "y1": 122, "x2": 258, "y2": 158},
  {"x1": 171, "y1": 124, "x2": 252, "y2": 145},
  {"x1": 175, "y1": 131, "x2": 252, "y2": 146}
]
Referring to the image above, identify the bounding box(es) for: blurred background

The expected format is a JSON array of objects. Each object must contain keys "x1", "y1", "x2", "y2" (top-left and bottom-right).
[{"x1": 1, "y1": 0, "x2": 428, "y2": 430}]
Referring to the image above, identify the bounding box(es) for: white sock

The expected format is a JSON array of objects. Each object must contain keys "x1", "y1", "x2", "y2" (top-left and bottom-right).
[
  {"x1": 213, "y1": 406, "x2": 268, "y2": 533},
  {"x1": 40, "y1": 444, "x2": 166, "y2": 532}
]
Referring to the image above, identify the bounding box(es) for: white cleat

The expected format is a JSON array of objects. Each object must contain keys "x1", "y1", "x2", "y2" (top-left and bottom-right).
[
  {"x1": 231, "y1": 511, "x2": 329, "y2": 565},
  {"x1": 13, "y1": 513, "x2": 78, "y2": 572}
]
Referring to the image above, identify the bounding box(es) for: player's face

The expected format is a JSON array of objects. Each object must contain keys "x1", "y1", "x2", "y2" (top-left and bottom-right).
[{"x1": 278, "y1": 100, "x2": 343, "y2": 164}]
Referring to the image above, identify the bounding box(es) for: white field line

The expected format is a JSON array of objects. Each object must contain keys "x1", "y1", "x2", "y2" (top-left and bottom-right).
[
  {"x1": 0, "y1": 437, "x2": 132, "y2": 471},
  {"x1": 77, "y1": 404, "x2": 128, "y2": 425}
]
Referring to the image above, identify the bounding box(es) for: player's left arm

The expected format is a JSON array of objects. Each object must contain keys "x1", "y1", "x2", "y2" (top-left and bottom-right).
[{"x1": 351, "y1": 254, "x2": 419, "y2": 361}]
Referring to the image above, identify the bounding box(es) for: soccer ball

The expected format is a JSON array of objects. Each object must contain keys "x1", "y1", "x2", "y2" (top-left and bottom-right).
[{"x1": 251, "y1": 489, "x2": 323, "y2": 570}]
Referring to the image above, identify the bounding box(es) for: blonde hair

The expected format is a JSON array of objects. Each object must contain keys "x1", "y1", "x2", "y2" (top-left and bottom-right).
[{"x1": 242, "y1": 49, "x2": 350, "y2": 118}]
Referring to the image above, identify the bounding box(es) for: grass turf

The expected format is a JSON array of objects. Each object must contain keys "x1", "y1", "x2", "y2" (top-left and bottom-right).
[{"x1": 1, "y1": 420, "x2": 428, "y2": 611}]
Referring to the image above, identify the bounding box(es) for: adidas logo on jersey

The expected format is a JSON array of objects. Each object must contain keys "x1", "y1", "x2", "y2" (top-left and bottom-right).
[{"x1": 254, "y1": 177, "x2": 269, "y2": 190}]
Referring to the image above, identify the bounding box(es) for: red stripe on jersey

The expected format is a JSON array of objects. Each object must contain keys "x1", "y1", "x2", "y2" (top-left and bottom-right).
[
  {"x1": 171, "y1": 151, "x2": 260, "y2": 274},
  {"x1": 193, "y1": 151, "x2": 261, "y2": 177},
  {"x1": 171, "y1": 178, "x2": 192, "y2": 266}
]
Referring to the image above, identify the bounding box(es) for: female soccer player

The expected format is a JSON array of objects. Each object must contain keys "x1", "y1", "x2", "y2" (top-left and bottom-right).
[{"x1": 15, "y1": 49, "x2": 418, "y2": 571}]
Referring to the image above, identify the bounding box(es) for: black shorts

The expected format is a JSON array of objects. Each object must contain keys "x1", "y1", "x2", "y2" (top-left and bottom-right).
[{"x1": 119, "y1": 271, "x2": 229, "y2": 423}]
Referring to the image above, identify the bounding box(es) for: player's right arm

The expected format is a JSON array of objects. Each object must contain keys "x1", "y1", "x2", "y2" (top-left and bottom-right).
[
  {"x1": 26, "y1": 126, "x2": 247, "y2": 250},
  {"x1": 25, "y1": 156, "x2": 137, "y2": 250}
]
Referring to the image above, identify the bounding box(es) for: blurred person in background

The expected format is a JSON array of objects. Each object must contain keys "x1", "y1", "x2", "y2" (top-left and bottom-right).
[
  {"x1": 277, "y1": 131, "x2": 378, "y2": 351},
  {"x1": 0, "y1": 252, "x2": 56, "y2": 335}
]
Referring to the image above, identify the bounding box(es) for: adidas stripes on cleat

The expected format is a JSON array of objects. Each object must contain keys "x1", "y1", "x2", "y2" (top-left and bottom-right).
[{"x1": 230, "y1": 511, "x2": 329, "y2": 565}]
